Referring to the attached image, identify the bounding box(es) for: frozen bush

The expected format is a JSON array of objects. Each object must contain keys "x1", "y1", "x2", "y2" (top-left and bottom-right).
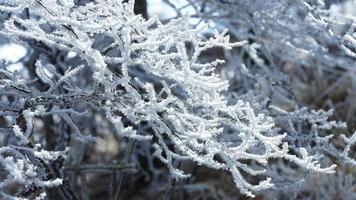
[{"x1": 0, "y1": 0, "x2": 354, "y2": 199}]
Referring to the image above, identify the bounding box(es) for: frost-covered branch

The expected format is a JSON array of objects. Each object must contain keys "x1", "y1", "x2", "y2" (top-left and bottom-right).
[{"x1": 0, "y1": 0, "x2": 350, "y2": 199}]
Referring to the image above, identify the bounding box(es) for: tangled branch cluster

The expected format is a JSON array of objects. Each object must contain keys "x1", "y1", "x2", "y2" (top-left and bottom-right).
[{"x1": 0, "y1": 0, "x2": 355, "y2": 199}]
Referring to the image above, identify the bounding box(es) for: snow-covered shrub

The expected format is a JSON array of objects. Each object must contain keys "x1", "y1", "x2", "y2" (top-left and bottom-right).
[
  {"x1": 160, "y1": 0, "x2": 356, "y2": 198},
  {"x1": 0, "y1": 0, "x2": 354, "y2": 199}
]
